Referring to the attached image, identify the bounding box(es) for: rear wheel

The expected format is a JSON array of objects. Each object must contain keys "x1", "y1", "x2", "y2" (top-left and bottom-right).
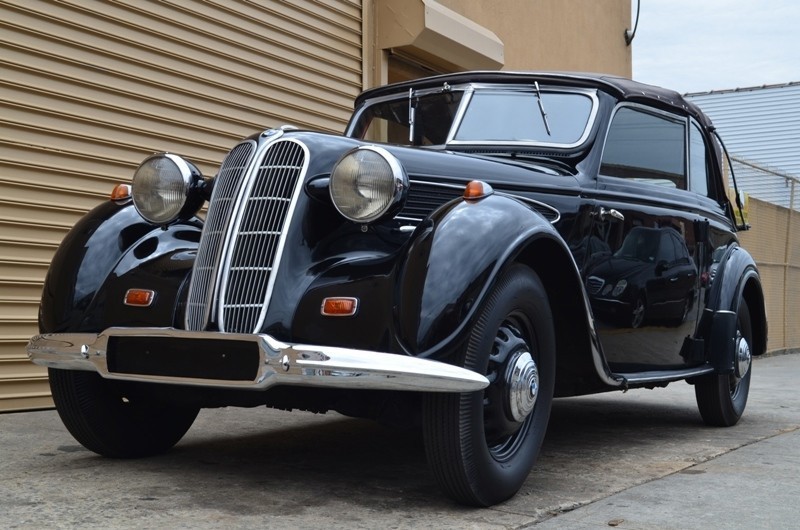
[
  {"x1": 49, "y1": 368, "x2": 199, "y2": 458},
  {"x1": 694, "y1": 300, "x2": 753, "y2": 426},
  {"x1": 423, "y1": 265, "x2": 555, "y2": 506}
]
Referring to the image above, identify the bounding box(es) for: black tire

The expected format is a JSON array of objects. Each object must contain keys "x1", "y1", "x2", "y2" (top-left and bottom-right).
[
  {"x1": 49, "y1": 368, "x2": 199, "y2": 458},
  {"x1": 694, "y1": 300, "x2": 752, "y2": 426},
  {"x1": 422, "y1": 265, "x2": 555, "y2": 506}
]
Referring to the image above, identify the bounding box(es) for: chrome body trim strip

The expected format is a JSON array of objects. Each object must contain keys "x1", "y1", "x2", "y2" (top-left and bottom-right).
[
  {"x1": 27, "y1": 328, "x2": 489, "y2": 393},
  {"x1": 618, "y1": 365, "x2": 714, "y2": 385},
  {"x1": 583, "y1": 284, "x2": 625, "y2": 388},
  {"x1": 409, "y1": 179, "x2": 464, "y2": 191}
]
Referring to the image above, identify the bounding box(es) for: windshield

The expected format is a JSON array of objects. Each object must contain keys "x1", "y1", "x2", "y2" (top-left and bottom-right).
[
  {"x1": 350, "y1": 92, "x2": 464, "y2": 146},
  {"x1": 348, "y1": 85, "x2": 597, "y2": 148},
  {"x1": 454, "y1": 91, "x2": 594, "y2": 146}
]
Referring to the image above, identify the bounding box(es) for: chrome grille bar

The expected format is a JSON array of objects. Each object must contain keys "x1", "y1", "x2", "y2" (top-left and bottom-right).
[
  {"x1": 185, "y1": 140, "x2": 256, "y2": 331},
  {"x1": 218, "y1": 139, "x2": 308, "y2": 333}
]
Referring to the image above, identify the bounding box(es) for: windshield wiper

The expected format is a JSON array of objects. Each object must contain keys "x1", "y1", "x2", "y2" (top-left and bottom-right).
[{"x1": 534, "y1": 81, "x2": 552, "y2": 136}]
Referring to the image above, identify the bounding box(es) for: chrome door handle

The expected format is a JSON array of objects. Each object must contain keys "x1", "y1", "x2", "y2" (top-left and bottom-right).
[{"x1": 596, "y1": 207, "x2": 625, "y2": 222}]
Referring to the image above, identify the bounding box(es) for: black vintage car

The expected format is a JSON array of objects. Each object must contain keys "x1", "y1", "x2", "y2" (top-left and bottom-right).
[{"x1": 28, "y1": 72, "x2": 767, "y2": 507}]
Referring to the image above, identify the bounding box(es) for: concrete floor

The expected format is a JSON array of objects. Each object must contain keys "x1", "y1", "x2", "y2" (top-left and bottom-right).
[{"x1": 1, "y1": 353, "x2": 798, "y2": 529}]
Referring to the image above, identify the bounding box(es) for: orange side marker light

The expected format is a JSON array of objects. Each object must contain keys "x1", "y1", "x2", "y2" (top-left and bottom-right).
[
  {"x1": 111, "y1": 184, "x2": 131, "y2": 201},
  {"x1": 124, "y1": 289, "x2": 155, "y2": 307},
  {"x1": 464, "y1": 180, "x2": 494, "y2": 200},
  {"x1": 321, "y1": 297, "x2": 359, "y2": 317}
]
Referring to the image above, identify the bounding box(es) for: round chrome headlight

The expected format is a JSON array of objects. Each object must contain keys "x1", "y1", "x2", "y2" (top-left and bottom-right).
[
  {"x1": 329, "y1": 146, "x2": 408, "y2": 223},
  {"x1": 132, "y1": 153, "x2": 201, "y2": 225}
]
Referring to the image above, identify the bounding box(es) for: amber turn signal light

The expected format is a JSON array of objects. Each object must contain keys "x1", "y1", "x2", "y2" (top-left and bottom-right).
[
  {"x1": 124, "y1": 289, "x2": 155, "y2": 307},
  {"x1": 464, "y1": 180, "x2": 494, "y2": 200},
  {"x1": 111, "y1": 184, "x2": 131, "y2": 201},
  {"x1": 321, "y1": 297, "x2": 359, "y2": 317}
]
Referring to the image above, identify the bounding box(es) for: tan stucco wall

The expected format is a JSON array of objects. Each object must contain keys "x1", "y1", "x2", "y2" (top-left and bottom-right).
[
  {"x1": 738, "y1": 198, "x2": 800, "y2": 352},
  {"x1": 438, "y1": 0, "x2": 632, "y2": 76}
]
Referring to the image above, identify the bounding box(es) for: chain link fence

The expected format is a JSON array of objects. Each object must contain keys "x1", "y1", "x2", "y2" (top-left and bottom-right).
[{"x1": 731, "y1": 156, "x2": 799, "y2": 353}]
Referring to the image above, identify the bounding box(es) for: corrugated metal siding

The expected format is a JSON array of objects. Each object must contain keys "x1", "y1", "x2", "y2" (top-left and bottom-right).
[
  {"x1": 0, "y1": 0, "x2": 362, "y2": 411},
  {"x1": 686, "y1": 83, "x2": 800, "y2": 208}
]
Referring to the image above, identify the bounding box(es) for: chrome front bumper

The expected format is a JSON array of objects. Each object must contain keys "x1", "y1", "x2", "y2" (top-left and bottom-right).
[{"x1": 27, "y1": 328, "x2": 488, "y2": 393}]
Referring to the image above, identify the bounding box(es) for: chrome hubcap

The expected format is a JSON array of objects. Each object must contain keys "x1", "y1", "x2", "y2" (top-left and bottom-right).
[
  {"x1": 735, "y1": 333, "x2": 751, "y2": 381},
  {"x1": 506, "y1": 351, "x2": 539, "y2": 422}
]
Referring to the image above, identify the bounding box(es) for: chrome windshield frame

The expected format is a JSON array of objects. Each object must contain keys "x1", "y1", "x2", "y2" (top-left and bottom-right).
[
  {"x1": 346, "y1": 83, "x2": 599, "y2": 150},
  {"x1": 445, "y1": 84, "x2": 599, "y2": 149}
]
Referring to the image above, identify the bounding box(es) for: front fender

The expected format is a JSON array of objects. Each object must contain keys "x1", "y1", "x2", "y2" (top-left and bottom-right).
[
  {"x1": 39, "y1": 200, "x2": 201, "y2": 333},
  {"x1": 396, "y1": 194, "x2": 564, "y2": 356}
]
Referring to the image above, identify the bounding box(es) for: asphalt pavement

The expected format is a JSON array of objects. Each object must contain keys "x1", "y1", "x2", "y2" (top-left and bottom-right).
[{"x1": 1, "y1": 352, "x2": 798, "y2": 529}]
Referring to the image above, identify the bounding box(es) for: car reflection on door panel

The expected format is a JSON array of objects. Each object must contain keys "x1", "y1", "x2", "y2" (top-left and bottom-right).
[
  {"x1": 585, "y1": 201, "x2": 702, "y2": 370},
  {"x1": 586, "y1": 226, "x2": 697, "y2": 329}
]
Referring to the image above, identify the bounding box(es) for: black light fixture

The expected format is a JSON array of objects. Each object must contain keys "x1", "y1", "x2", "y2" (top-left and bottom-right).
[{"x1": 625, "y1": 0, "x2": 641, "y2": 45}]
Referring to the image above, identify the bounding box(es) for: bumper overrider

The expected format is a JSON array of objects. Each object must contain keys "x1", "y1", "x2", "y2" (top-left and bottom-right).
[{"x1": 27, "y1": 328, "x2": 489, "y2": 393}]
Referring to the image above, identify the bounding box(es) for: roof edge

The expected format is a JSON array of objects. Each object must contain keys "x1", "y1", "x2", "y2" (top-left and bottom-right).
[{"x1": 685, "y1": 81, "x2": 800, "y2": 97}]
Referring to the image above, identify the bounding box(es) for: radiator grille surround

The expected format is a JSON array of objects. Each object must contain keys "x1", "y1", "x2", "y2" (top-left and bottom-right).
[
  {"x1": 219, "y1": 140, "x2": 308, "y2": 333},
  {"x1": 185, "y1": 137, "x2": 308, "y2": 333}
]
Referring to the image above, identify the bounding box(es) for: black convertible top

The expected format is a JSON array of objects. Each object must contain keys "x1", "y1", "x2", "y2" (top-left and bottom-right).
[{"x1": 355, "y1": 71, "x2": 714, "y2": 129}]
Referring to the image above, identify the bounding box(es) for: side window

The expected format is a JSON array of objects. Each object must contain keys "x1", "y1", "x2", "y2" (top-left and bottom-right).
[
  {"x1": 601, "y1": 106, "x2": 686, "y2": 189},
  {"x1": 689, "y1": 121, "x2": 709, "y2": 197}
]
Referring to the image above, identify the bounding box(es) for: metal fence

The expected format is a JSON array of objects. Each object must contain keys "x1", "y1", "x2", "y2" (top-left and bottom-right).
[{"x1": 731, "y1": 156, "x2": 800, "y2": 352}]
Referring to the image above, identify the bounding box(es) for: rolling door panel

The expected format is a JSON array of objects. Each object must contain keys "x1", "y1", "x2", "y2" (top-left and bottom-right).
[{"x1": 0, "y1": 0, "x2": 362, "y2": 411}]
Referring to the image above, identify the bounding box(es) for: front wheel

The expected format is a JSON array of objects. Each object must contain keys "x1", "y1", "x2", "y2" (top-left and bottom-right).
[
  {"x1": 694, "y1": 300, "x2": 753, "y2": 426},
  {"x1": 49, "y1": 368, "x2": 199, "y2": 458},
  {"x1": 422, "y1": 265, "x2": 555, "y2": 506}
]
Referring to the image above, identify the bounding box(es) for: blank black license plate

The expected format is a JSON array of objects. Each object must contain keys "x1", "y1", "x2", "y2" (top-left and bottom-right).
[{"x1": 107, "y1": 336, "x2": 259, "y2": 381}]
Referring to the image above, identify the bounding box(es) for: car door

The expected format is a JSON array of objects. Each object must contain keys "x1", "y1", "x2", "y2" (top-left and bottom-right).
[{"x1": 588, "y1": 104, "x2": 704, "y2": 372}]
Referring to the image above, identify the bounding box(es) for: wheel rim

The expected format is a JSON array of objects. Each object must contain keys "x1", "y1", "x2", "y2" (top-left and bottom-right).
[
  {"x1": 730, "y1": 331, "x2": 751, "y2": 398},
  {"x1": 507, "y1": 351, "x2": 539, "y2": 422},
  {"x1": 483, "y1": 321, "x2": 537, "y2": 462}
]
